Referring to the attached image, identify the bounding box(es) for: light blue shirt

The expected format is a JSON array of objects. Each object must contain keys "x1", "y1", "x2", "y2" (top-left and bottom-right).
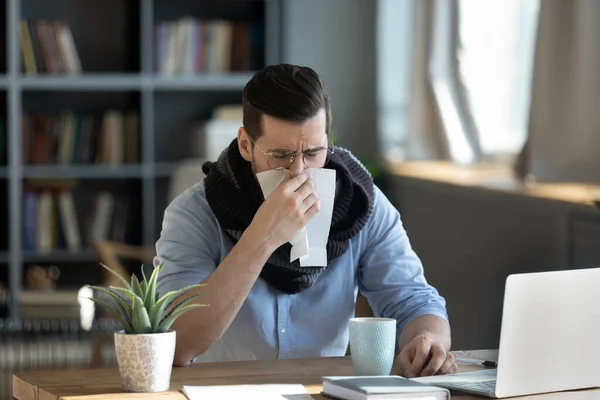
[{"x1": 155, "y1": 183, "x2": 448, "y2": 362}]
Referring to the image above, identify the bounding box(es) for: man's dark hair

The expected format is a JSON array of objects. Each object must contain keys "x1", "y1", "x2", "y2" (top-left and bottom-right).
[{"x1": 242, "y1": 64, "x2": 332, "y2": 140}]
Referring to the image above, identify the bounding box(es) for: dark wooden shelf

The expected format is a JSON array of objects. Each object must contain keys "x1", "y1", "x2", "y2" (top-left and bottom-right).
[
  {"x1": 22, "y1": 165, "x2": 144, "y2": 179},
  {"x1": 22, "y1": 249, "x2": 98, "y2": 263},
  {"x1": 19, "y1": 74, "x2": 143, "y2": 91}
]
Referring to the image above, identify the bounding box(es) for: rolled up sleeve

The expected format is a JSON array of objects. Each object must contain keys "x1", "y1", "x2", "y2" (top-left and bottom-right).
[
  {"x1": 155, "y1": 185, "x2": 221, "y2": 297},
  {"x1": 358, "y1": 186, "x2": 449, "y2": 339}
]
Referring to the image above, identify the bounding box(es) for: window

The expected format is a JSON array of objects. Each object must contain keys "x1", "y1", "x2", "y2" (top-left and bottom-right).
[
  {"x1": 376, "y1": 0, "x2": 414, "y2": 160},
  {"x1": 377, "y1": 0, "x2": 541, "y2": 163},
  {"x1": 458, "y1": 0, "x2": 540, "y2": 158}
]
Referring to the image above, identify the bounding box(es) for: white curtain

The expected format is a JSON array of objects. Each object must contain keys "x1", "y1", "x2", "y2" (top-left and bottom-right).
[
  {"x1": 388, "y1": 0, "x2": 485, "y2": 163},
  {"x1": 403, "y1": 0, "x2": 451, "y2": 161}
]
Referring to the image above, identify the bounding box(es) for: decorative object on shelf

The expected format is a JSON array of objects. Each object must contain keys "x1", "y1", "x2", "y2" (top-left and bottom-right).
[
  {"x1": 189, "y1": 104, "x2": 242, "y2": 162},
  {"x1": 86, "y1": 263, "x2": 208, "y2": 393},
  {"x1": 24, "y1": 265, "x2": 60, "y2": 291}
]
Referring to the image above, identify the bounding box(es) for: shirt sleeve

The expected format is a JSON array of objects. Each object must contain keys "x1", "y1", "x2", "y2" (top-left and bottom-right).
[
  {"x1": 155, "y1": 185, "x2": 222, "y2": 297},
  {"x1": 358, "y1": 186, "x2": 449, "y2": 340}
]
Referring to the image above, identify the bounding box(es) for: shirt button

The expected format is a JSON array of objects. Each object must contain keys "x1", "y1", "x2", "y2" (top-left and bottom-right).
[{"x1": 280, "y1": 328, "x2": 286, "y2": 333}]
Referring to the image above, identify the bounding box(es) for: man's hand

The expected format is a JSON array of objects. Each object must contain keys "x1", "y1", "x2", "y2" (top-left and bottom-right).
[
  {"x1": 397, "y1": 334, "x2": 457, "y2": 378},
  {"x1": 248, "y1": 172, "x2": 320, "y2": 250}
]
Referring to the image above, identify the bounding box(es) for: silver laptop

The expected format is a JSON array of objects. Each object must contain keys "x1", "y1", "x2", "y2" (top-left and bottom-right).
[{"x1": 413, "y1": 267, "x2": 600, "y2": 398}]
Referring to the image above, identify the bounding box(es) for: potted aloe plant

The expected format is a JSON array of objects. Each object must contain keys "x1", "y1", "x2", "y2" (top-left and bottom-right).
[{"x1": 87, "y1": 262, "x2": 207, "y2": 393}]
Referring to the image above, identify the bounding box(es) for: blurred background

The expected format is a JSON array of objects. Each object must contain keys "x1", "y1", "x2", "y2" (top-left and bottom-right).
[{"x1": 1, "y1": 0, "x2": 600, "y2": 397}]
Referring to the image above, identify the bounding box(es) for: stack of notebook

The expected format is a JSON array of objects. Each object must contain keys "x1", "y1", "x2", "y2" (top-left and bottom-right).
[{"x1": 322, "y1": 376, "x2": 450, "y2": 400}]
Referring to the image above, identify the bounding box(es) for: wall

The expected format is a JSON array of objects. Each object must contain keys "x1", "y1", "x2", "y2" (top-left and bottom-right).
[{"x1": 281, "y1": 0, "x2": 378, "y2": 158}]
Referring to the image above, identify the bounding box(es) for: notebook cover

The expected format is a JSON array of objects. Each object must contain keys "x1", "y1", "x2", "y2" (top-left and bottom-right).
[{"x1": 323, "y1": 376, "x2": 450, "y2": 396}]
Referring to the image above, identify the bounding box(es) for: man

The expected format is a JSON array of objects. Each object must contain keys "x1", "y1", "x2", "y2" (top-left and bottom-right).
[{"x1": 155, "y1": 64, "x2": 456, "y2": 378}]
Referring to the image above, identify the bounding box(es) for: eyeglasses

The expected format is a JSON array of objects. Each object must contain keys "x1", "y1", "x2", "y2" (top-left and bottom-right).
[{"x1": 248, "y1": 135, "x2": 335, "y2": 171}]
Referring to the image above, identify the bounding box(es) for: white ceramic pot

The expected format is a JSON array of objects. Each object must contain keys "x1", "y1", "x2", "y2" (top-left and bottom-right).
[{"x1": 114, "y1": 330, "x2": 176, "y2": 392}]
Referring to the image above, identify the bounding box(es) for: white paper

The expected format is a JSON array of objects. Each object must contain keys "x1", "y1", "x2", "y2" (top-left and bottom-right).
[
  {"x1": 256, "y1": 169, "x2": 310, "y2": 263},
  {"x1": 255, "y1": 168, "x2": 336, "y2": 267},
  {"x1": 182, "y1": 384, "x2": 312, "y2": 400},
  {"x1": 289, "y1": 229, "x2": 310, "y2": 263},
  {"x1": 256, "y1": 169, "x2": 287, "y2": 198},
  {"x1": 299, "y1": 168, "x2": 336, "y2": 266}
]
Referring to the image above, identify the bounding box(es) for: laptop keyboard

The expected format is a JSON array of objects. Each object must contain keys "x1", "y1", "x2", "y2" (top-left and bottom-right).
[{"x1": 448, "y1": 379, "x2": 497, "y2": 393}]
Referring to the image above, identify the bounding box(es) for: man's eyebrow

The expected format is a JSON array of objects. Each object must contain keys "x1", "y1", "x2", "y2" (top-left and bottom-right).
[
  {"x1": 305, "y1": 145, "x2": 328, "y2": 150},
  {"x1": 269, "y1": 146, "x2": 327, "y2": 153},
  {"x1": 269, "y1": 148, "x2": 295, "y2": 153}
]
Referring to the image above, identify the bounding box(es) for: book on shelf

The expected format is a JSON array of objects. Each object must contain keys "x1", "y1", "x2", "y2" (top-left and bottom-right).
[
  {"x1": 23, "y1": 186, "x2": 131, "y2": 254},
  {"x1": 21, "y1": 110, "x2": 139, "y2": 165},
  {"x1": 20, "y1": 19, "x2": 82, "y2": 75},
  {"x1": 155, "y1": 17, "x2": 263, "y2": 75}
]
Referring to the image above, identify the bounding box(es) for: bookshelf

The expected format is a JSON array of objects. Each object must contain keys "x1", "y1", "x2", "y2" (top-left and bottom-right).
[{"x1": 0, "y1": 0, "x2": 282, "y2": 320}]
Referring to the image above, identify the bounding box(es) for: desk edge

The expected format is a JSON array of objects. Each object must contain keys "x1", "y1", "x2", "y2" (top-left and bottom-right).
[{"x1": 13, "y1": 373, "x2": 39, "y2": 400}]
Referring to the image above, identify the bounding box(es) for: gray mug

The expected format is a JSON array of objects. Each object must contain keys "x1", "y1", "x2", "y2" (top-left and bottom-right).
[{"x1": 349, "y1": 317, "x2": 397, "y2": 376}]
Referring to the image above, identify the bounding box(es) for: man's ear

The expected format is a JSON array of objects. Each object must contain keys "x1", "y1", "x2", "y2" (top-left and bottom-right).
[{"x1": 237, "y1": 127, "x2": 253, "y2": 162}]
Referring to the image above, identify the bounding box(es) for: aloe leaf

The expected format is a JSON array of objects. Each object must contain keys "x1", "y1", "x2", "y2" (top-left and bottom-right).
[
  {"x1": 99, "y1": 263, "x2": 132, "y2": 290},
  {"x1": 151, "y1": 292, "x2": 205, "y2": 331},
  {"x1": 151, "y1": 283, "x2": 207, "y2": 321},
  {"x1": 108, "y1": 285, "x2": 138, "y2": 305},
  {"x1": 131, "y1": 294, "x2": 152, "y2": 333},
  {"x1": 155, "y1": 283, "x2": 207, "y2": 305},
  {"x1": 131, "y1": 274, "x2": 144, "y2": 299},
  {"x1": 84, "y1": 296, "x2": 133, "y2": 333},
  {"x1": 160, "y1": 293, "x2": 209, "y2": 327},
  {"x1": 149, "y1": 285, "x2": 203, "y2": 327},
  {"x1": 88, "y1": 285, "x2": 132, "y2": 320},
  {"x1": 140, "y1": 264, "x2": 147, "y2": 282},
  {"x1": 140, "y1": 265, "x2": 148, "y2": 293},
  {"x1": 157, "y1": 304, "x2": 208, "y2": 333},
  {"x1": 150, "y1": 298, "x2": 170, "y2": 331},
  {"x1": 144, "y1": 263, "x2": 162, "y2": 312}
]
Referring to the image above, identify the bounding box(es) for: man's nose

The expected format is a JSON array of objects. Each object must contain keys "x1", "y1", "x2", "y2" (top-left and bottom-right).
[{"x1": 287, "y1": 154, "x2": 307, "y2": 177}]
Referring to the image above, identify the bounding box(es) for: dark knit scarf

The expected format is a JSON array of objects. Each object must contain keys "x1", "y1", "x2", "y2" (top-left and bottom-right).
[{"x1": 202, "y1": 139, "x2": 375, "y2": 294}]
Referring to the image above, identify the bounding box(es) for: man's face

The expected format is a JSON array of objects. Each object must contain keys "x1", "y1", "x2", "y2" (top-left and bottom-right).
[{"x1": 238, "y1": 108, "x2": 329, "y2": 177}]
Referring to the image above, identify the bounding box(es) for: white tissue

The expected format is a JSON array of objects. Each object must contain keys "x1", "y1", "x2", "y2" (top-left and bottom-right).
[
  {"x1": 289, "y1": 228, "x2": 310, "y2": 263},
  {"x1": 298, "y1": 168, "x2": 336, "y2": 266},
  {"x1": 255, "y1": 168, "x2": 336, "y2": 267},
  {"x1": 255, "y1": 169, "x2": 287, "y2": 198}
]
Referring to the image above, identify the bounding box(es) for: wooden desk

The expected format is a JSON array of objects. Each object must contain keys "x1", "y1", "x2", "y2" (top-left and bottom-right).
[{"x1": 12, "y1": 350, "x2": 498, "y2": 400}]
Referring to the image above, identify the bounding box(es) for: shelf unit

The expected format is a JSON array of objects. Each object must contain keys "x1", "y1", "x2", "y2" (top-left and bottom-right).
[
  {"x1": 16, "y1": 73, "x2": 258, "y2": 91},
  {"x1": 1, "y1": 0, "x2": 282, "y2": 319}
]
